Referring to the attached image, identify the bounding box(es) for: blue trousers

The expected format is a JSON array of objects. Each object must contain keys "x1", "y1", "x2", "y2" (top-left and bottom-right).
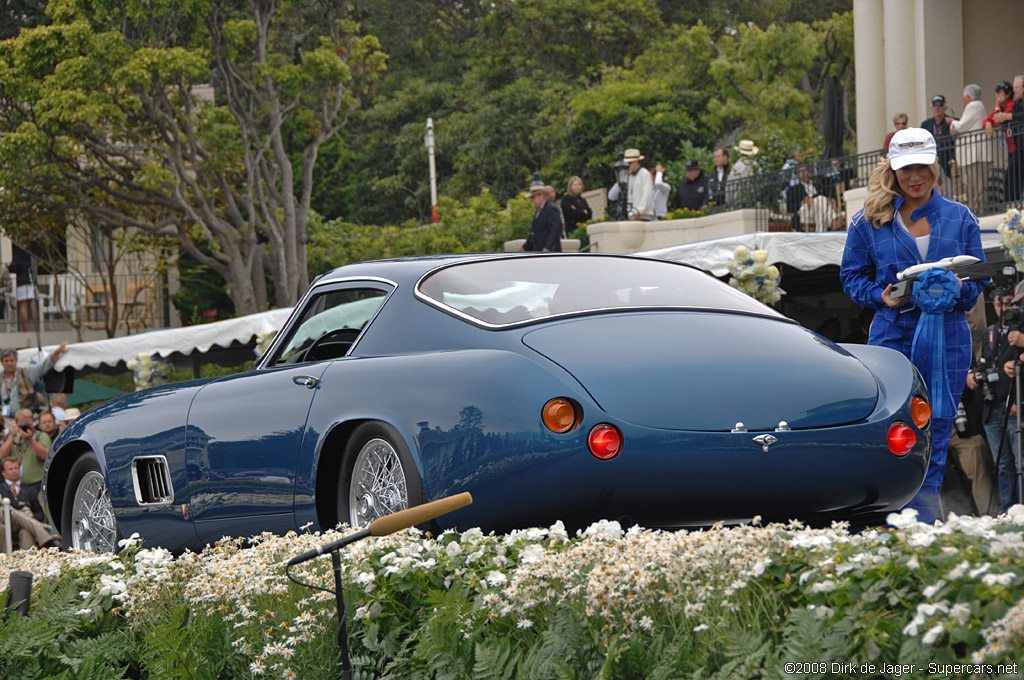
[
  {"x1": 905, "y1": 414, "x2": 951, "y2": 523},
  {"x1": 983, "y1": 405, "x2": 1022, "y2": 511}
]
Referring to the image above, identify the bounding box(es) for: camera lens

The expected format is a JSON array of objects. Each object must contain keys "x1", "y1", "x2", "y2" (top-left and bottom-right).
[{"x1": 18, "y1": 423, "x2": 29, "y2": 432}]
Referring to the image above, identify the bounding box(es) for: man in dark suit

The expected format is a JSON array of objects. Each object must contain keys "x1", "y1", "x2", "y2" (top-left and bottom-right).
[
  {"x1": 1, "y1": 455, "x2": 44, "y2": 522},
  {"x1": 921, "y1": 94, "x2": 954, "y2": 182},
  {"x1": 708, "y1": 146, "x2": 730, "y2": 206},
  {"x1": 520, "y1": 183, "x2": 562, "y2": 252}
]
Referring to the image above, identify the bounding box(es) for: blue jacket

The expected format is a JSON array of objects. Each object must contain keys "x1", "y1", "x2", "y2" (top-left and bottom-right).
[{"x1": 841, "y1": 190, "x2": 987, "y2": 375}]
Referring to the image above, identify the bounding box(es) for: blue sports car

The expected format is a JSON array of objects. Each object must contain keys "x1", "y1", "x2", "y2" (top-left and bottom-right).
[{"x1": 43, "y1": 253, "x2": 932, "y2": 553}]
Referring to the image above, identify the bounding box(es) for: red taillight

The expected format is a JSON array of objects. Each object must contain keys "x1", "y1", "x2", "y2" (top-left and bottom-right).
[
  {"x1": 588, "y1": 424, "x2": 622, "y2": 459},
  {"x1": 911, "y1": 396, "x2": 931, "y2": 428},
  {"x1": 543, "y1": 398, "x2": 579, "y2": 433},
  {"x1": 887, "y1": 422, "x2": 917, "y2": 456}
]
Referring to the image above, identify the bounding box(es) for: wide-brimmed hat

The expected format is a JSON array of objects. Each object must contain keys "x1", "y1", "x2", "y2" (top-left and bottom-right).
[
  {"x1": 888, "y1": 127, "x2": 937, "y2": 170},
  {"x1": 734, "y1": 139, "x2": 759, "y2": 156},
  {"x1": 63, "y1": 407, "x2": 82, "y2": 422},
  {"x1": 622, "y1": 148, "x2": 645, "y2": 163}
]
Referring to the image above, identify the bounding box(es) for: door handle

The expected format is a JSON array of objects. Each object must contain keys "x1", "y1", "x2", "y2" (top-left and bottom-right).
[{"x1": 293, "y1": 375, "x2": 319, "y2": 389}]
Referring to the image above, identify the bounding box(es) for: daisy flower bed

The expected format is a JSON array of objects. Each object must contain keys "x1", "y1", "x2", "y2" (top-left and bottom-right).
[{"x1": 1, "y1": 508, "x2": 1023, "y2": 679}]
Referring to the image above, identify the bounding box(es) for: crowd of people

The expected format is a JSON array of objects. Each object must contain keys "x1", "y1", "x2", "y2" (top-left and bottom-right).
[
  {"x1": 881, "y1": 77, "x2": 1024, "y2": 208},
  {"x1": 0, "y1": 344, "x2": 78, "y2": 552}
]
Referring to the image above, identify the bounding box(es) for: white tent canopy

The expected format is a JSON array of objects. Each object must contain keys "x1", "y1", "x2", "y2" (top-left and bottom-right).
[
  {"x1": 639, "y1": 230, "x2": 1006, "y2": 277},
  {"x1": 18, "y1": 307, "x2": 294, "y2": 372}
]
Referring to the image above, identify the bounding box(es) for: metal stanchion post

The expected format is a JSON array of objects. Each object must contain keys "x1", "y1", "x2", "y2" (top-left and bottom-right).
[{"x1": 2, "y1": 497, "x2": 12, "y2": 554}]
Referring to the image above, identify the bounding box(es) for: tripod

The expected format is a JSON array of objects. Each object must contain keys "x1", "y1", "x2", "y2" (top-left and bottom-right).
[{"x1": 994, "y1": 359, "x2": 1024, "y2": 508}]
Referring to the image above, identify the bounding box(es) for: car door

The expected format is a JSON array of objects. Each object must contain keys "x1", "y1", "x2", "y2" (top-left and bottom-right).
[{"x1": 184, "y1": 283, "x2": 392, "y2": 530}]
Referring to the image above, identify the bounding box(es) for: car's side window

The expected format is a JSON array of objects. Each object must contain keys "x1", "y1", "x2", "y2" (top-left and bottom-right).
[{"x1": 270, "y1": 287, "x2": 389, "y2": 366}]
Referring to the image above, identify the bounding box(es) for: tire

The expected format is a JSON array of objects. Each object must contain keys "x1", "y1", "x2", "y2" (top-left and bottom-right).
[
  {"x1": 338, "y1": 422, "x2": 424, "y2": 529},
  {"x1": 61, "y1": 452, "x2": 121, "y2": 553}
]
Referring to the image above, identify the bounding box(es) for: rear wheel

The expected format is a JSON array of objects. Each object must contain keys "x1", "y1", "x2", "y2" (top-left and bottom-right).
[
  {"x1": 338, "y1": 422, "x2": 423, "y2": 529},
  {"x1": 62, "y1": 452, "x2": 120, "y2": 553}
]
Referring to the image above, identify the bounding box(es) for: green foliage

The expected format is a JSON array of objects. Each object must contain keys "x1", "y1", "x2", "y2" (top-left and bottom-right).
[{"x1": 307, "y1": 189, "x2": 531, "y2": 276}]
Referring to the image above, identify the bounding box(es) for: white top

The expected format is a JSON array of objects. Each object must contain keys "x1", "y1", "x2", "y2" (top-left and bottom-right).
[
  {"x1": 895, "y1": 210, "x2": 930, "y2": 261},
  {"x1": 652, "y1": 171, "x2": 671, "y2": 218}
]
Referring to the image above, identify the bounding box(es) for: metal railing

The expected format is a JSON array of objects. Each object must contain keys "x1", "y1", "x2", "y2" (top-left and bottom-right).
[{"x1": 709, "y1": 121, "x2": 1024, "y2": 231}]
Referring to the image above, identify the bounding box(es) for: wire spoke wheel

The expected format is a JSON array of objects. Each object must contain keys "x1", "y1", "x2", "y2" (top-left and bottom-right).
[
  {"x1": 348, "y1": 437, "x2": 409, "y2": 528},
  {"x1": 69, "y1": 470, "x2": 118, "y2": 553}
]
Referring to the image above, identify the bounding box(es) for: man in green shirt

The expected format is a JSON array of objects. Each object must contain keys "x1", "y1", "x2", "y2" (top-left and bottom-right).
[{"x1": 0, "y1": 408, "x2": 51, "y2": 521}]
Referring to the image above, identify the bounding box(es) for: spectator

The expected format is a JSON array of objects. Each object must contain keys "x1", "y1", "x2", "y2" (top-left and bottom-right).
[
  {"x1": 622, "y1": 148, "x2": 654, "y2": 220},
  {"x1": 652, "y1": 164, "x2": 671, "y2": 219},
  {"x1": 921, "y1": 94, "x2": 955, "y2": 182},
  {"x1": 37, "y1": 410, "x2": 58, "y2": 443},
  {"x1": 0, "y1": 342, "x2": 69, "y2": 421},
  {"x1": 708, "y1": 146, "x2": 730, "y2": 206},
  {"x1": 519, "y1": 183, "x2": 562, "y2": 252},
  {"x1": 9, "y1": 244, "x2": 36, "y2": 333},
  {"x1": 560, "y1": 176, "x2": 592, "y2": 236},
  {"x1": 973, "y1": 285, "x2": 1020, "y2": 511},
  {"x1": 49, "y1": 392, "x2": 66, "y2": 425},
  {"x1": 674, "y1": 159, "x2": 709, "y2": 211},
  {"x1": 728, "y1": 139, "x2": 759, "y2": 205},
  {"x1": 840, "y1": 127, "x2": 988, "y2": 523},
  {"x1": 793, "y1": 165, "x2": 841, "y2": 232},
  {"x1": 882, "y1": 112, "x2": 909, "y2": 154},
  {"x1": 0, "y1": 408, "x2": 53, "y2": 522},
  {"x1": 950, "y1": 84, "x2": 989, "y2": 208},
  {"x1": 994, "y1": 75, "x2": 1024, "y2": 202},
  {"x1": 60, "y1": 407, "x2": 81, "y2": 434},
  {"x1": 0, "y1": 458, "x2": 60, "y2": 549}
]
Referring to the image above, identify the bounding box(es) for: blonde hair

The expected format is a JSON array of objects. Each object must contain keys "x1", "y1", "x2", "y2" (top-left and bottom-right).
[
  {"x1": 863, "y1": 158, "x2": 939, "y2": 228},
  {"x1": 566, "y1": 175, "x2": 583, "y2": 194},
  {"x1": 893, "y1": 112, "x2": 908, "y2": 125}
]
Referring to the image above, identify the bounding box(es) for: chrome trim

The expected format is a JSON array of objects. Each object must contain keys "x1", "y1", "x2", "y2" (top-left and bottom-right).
[
  {"x1": 753, "y1": 434, "x2": 778, "y2": 453},
  {"x1": 256, "y1": 276, "x2": 398, "y2": 369},
  {"x1": 731, "y1": 422, "x2": 747, "y2": 433},
  {"x1": 131, "y1": 455, "x2": 174, "y2": 505},
  {"x1": 775, "y1": 421, "x2": 791, "y2": 432}
]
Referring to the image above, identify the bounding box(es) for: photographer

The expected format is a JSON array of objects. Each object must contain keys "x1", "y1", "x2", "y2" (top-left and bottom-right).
[
  {"x1": 973, "y1": 286, "x2": 1019, "y2": 511},
  {"x1": 0, "y1": 408, "x2": 51, "y2": 521}
]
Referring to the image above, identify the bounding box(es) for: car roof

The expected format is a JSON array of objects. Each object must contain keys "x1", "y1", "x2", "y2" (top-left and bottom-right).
[{"x1": 313, "y1": 252, "x2": 518, "y2": 288}]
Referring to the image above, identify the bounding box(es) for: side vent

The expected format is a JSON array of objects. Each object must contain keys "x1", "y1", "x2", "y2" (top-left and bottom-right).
[{"x1": 132, "y1": 456, "x2": 174, "y2": 505}]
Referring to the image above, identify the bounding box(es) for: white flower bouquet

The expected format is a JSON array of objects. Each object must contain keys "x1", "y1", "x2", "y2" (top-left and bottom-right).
[
  {"x1": 998, "y1": 208, "x2": 1024, "y2": 271},
  {"x1": 727, "y1": 246, "x2": 785, "y2": 305},
  {"x1": 125, "y1": 352, "x2": 171, "y2": 391}
]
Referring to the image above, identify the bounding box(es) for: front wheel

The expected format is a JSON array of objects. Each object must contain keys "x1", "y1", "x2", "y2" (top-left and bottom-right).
[
  {"x1": 338, "y1": 422, "x2": 423, "y2": 529},
  {"x1": 62, "y1": 452, "x2": 121, "y2": 553}
]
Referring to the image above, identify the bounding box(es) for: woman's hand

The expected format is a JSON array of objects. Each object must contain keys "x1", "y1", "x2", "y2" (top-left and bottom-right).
[{"x1": 882, "y1": 283, "x2": 908, "y2": 309}]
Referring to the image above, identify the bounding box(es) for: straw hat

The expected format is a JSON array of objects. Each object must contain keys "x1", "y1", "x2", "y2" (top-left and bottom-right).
[
  {"x1": 734, "y1": 139, "x2": 759, "y2": 156},
  {"x1": 622, "y1": 148, "x2": 645, "y2": 163}
]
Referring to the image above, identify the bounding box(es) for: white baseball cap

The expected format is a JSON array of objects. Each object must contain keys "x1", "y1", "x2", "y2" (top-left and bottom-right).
[{"x1": 888, "y1": 127, "x2": 937, "y2": 170}]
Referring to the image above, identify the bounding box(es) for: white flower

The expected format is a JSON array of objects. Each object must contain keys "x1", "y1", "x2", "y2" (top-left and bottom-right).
[
  {"x1": 922, "y1": 580, "x2": 946, "y2": 599},
  {"x1": 981, "y1": 572, "x2": 1015, "y2": 587},
  {"x1": 581, "y1": 519, "x2": 622, "y2": 540},
  {"x1": 118, "y1": 533, "x2": 141, "y2": 549},
  {"x1": 809, "y1": 579, "x2": 836, "y2": 593},
  {"x1": 519, "y1": 544, "x2": 546, "y2": 564},
  {"x1": 485, "y1": 571, "x2": 507, "y2": 587},
  {"x1": 692, "y1": 623, "x2": 709, "y2": 632},
  {"x1": 950, "y1": 603, "x2": 971, "y2": 626},
  {"x1": 516, "y1": 618, "x2": 533, "y2": 629},
  {"x1": 445, "y1": 541, "x2": 463, "y2": 557},
  {"x1": 922, "y1": 624, "x2": 944, "y2": 645}
]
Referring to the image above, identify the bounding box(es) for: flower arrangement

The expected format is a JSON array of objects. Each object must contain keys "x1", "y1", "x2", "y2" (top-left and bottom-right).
[
  {"x1": 1, "y1": 508, "x2": 1023, "y2": 677},
  {"x1": 998, "y1": 207, "x2": 1024, "y2": 271},
  {"x1": 125, "y1": 352, "x2": 170, "y2": 391},
  {"x1": 254, "y1": 330, "x2": 276, "y2": 359},
  {"x1": 727, "y1": 245, "x2": 785, "y2": 304}
]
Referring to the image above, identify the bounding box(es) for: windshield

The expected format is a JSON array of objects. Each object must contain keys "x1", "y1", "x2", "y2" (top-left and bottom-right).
[{"x1": 416, "y1": 255, "x2": 783, "y2": 326}]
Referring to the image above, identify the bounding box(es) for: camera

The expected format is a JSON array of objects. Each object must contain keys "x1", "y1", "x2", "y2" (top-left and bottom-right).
[
  {"x1": 975, "y1": 356, "x2": 1001, "y2": 402},
  {"x1": 955, "y1": 401, "x2": 969, "y2": 435},
  {"x1": 1001, "y1": 305, "x2": 1024, "y2": 332},
  {"x1": 18, "y1": 423, "x2": 30, "y2": 433}
]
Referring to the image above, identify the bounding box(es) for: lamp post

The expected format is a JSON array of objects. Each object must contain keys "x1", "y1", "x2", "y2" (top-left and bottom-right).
[
  {"x1": 613, "y1": 153, "x2": 629, "y2": 220},
  {"x1": 425, "y1": 118, "x2": 438, "y2": 223}
]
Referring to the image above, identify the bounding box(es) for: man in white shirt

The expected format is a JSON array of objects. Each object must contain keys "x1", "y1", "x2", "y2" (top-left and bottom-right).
[
  {"x1": 652, "y1": 164, "x2": 671, "y2": 219},
  {"x1": 622, "y1": 148, "x2": 654, "y2": 220},
  {"x1": 950, "y1": 83, "x2": 990, "y2": 208}
]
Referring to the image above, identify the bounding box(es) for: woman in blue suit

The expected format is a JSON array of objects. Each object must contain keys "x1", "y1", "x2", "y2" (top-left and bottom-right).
[{"x1": 841, "y1": 127, "x2": 988, "y2": 523}]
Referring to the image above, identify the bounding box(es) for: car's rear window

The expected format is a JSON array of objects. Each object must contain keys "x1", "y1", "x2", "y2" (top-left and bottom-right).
[{"x1": 416, "y1": 255, "x2": 782, "y2": 326}]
